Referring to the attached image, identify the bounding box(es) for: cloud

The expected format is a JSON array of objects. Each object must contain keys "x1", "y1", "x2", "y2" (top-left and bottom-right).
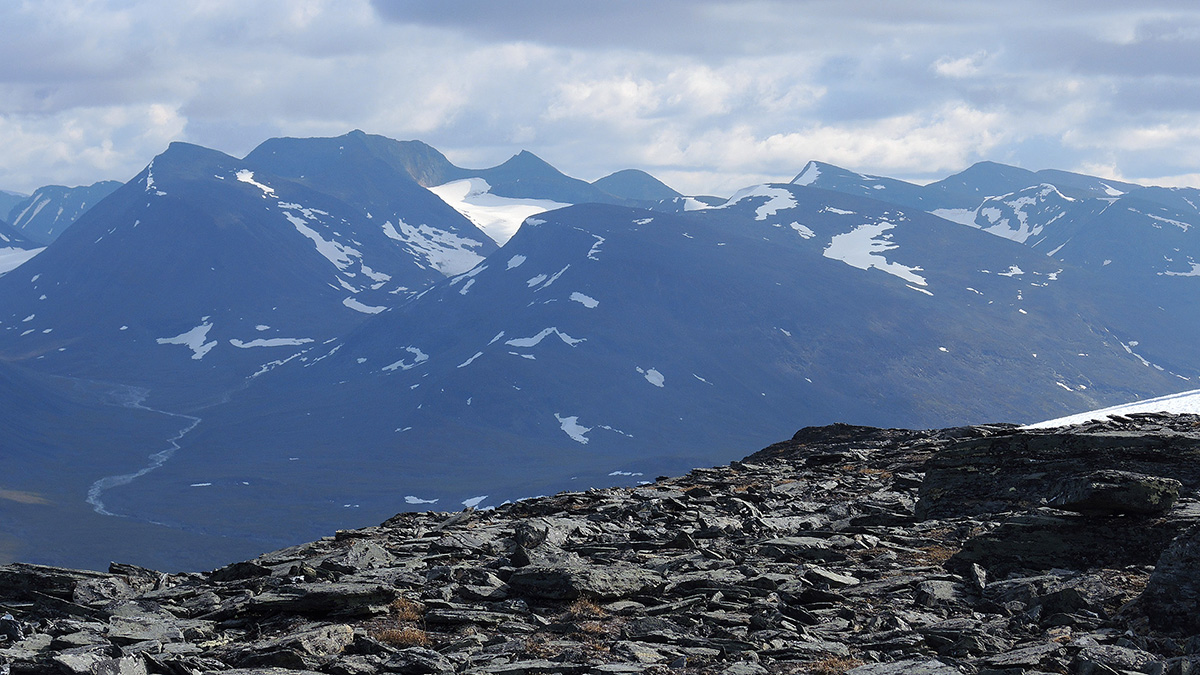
[{"x1": 4, "y1": 1, "x2": 1200, "y2": 194}]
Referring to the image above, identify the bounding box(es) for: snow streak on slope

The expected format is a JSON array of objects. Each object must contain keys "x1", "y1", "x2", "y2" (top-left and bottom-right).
[
  {"x1": 429, "y1": 178, "x2": 570, "y2": 245},
  {"x1": 382, "y1": 217, "x2": 487, "y2": 276},
  {"x1": 1025, "y1": 388, "x2": 1200, "y2": 429}
]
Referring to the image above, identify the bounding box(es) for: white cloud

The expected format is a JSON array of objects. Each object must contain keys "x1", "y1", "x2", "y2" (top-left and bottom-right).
[
  {"x1": 3, "y1": 1, "x2": 1200, "y2": 193},
  {"x1": 933, "y1": 51, "x2": 989, "y2": 79}
]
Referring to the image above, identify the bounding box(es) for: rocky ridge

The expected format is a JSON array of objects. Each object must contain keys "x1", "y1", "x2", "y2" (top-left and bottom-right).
[{"x1": 3, "y1": 415, "x2": 1200, "y2": 675}]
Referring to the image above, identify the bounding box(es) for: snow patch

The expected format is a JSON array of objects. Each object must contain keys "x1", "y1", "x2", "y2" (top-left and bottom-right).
[
  {"x1": 383, "y1": 347, "x2": 429, "y2": 372},
  {"x1": 789, "y1": 223, "x2": 815, "y2": 239},
  {"x1": 507, "y1": 254, "x2": 527, "y2": 269},
  {"x1": 554, "y1": 414, "x2": 591, "y2": 444},
  {"x1": 156, "y1": 320, "x2": 217, "y2": 360},
  {"x1": 822, "y1": 221, "x2": 927, "y2": 286},
  {"x1": 343, "y1": 297, "x2": 386, "y2": 314},
  {"x1": 462, "y1": 495, "x2": 488, "y2": 509},
  {"x1": 405, "y1": 495, "x2": 439, "y2": 505},
  {"x1": 1161, "y1": 262, "x2": 1200, "y2": 277},
  {"x1": 230, "y1": 337, "x2": 314, "y2": 348},
  {"x1": 636, "y1": 367, "x2": 665, "y2": 387},
  {"x1": 570, "y1": 292, "x2": 599, "y2": 308},
  {"x1": 235, "y1": 170, "x2": 275, "y2": 196},
  {"x1": 506, "y1": 327, "x2": 585, "y2": 348}
]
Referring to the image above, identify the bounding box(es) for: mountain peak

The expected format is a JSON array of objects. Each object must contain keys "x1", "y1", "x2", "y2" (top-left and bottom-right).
[
  {"x1": 592, "y1": 169, "x2": 680, "y2": 202},
  {"x1": 495, "y1": 150, "x2": 560, "y2": 175}
]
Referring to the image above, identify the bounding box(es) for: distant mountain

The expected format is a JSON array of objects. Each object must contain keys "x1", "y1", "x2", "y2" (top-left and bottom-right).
[
  {"x1": 98, "y1": 183, "x2": 1188, "y2": 560},
  {"x1": 592, "y1": 169, "x2": 681, "y2": 202},
  {"x1": 250, "y1": 130, "x2": 681, "y2": 245},
  {"x1": 0, "y1": 190, "x2": 26, "y2": 219},
  {"x1": 0, "y1": 138, "x2": 495, "y2": 407},
  {"x1": 791, "y1": 160, "x2": 932, "y2": 209},
  {"x1": 6, "y1": 181, "x2": 121, "y2": 244},
  {"x1": 795, "y1": 159, "x2": 1200, "y2": 376},
  {"x1": 4, "y1": 135, "x2": 1199, "y2": 571}
]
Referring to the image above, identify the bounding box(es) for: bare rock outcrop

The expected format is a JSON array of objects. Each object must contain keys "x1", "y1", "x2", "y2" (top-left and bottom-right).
[{"x1": 2, "y1": 414, "x2": 1200, "y2": 674}]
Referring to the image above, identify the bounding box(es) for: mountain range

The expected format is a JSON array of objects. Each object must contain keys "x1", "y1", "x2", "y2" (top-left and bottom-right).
[{"x1": 0, "y1": 131, "x2": 1196, "y2": 571}]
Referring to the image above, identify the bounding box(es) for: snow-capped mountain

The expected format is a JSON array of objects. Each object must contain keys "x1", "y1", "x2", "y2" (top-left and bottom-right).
[
  {"x1": 6, "y1": 180, "x2": 121, "y2": 244},
  {"x1": 0, "y1": 138, "x2": 495, "y2": 407},
  {"x1": 88, "y1": 181, "x2": 1190, "y2": 564},
  {"x1": 796, "y1": 159, "x2": 1200, "y2": 377},
  {"x1": 4, "y1": 136, "x2": 1200, "y2": 571},
  {"x1": 422, "y1": 149, "x2": 679, "y2": 243}
]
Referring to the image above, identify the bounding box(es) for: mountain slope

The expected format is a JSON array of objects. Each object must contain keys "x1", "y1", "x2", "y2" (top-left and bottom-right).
[
  {"x1": 6, "y1": 181, "x2": 122, "y2": 244},
  {"x1": 93, "y1": 183, "x2": 1187, "y2": 559},
  {"x1": 0, "y1": 140, "x2": 495, "y2": 407}
]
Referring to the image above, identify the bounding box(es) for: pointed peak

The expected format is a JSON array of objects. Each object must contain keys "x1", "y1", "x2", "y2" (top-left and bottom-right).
[{"x1": 500, "y1": 150, "x2": 556, "y2": 169}]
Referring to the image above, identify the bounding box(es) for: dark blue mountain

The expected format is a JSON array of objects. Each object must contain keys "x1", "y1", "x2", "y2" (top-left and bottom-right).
[
  {"x1": 3, "y1": 138, "x2": 1198, "y2": 571},
  {"x1": 6, "y1": 181, "x2": 121, "y2": 244},
  {"x1": 592, "y1": 169, "x2": 681, "y2": 202},
  {"x1": 0, "y1": 140, "x2": 495, "y2": 408},
  {"x1": 89, "y1": 182, "x2": 1188, "y2": 565}
]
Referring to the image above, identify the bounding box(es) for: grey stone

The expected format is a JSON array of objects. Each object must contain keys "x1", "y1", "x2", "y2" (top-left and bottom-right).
[
  {"x1": 1074, "y1": 644, "x2": 1160, "y2": 674},
  {"x1": 1048, "y1": 470, "x2": 1181, "y2": 514},
  {"x1": 507, "y1": 564, "x2": 661, "y2": 600},
  {"x1": 1141, "y1": 524, "x2": 1200, "y2": 632},
  {"x1": 846, "y1": 658, "x2": 962, "y2": 674}
]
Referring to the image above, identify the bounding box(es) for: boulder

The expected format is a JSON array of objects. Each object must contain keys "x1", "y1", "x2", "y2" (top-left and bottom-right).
[{"x1": 1139, "y1": 524, "x2": 1200, "y2": 633}]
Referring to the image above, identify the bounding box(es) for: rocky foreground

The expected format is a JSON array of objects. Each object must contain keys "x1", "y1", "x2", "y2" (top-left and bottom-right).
[{"x1": 3, "y1": 416, "x2": 1200, "y2": 675}]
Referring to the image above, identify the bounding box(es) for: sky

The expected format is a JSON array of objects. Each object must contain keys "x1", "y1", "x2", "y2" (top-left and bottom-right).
[{"x1": 4, "y1": 1, "x2": 1200, "y2": 197}]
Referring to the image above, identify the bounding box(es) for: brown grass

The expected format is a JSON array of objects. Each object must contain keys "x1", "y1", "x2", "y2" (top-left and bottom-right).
[
  {"x1": 576, "y1": 621, "x2": 608, "y2": 635},
  {"x1": 915, "y1": 544, "x2": 959, "y2": 565},
  {"x1": 567, "y1": 598, "x2": 607, "y2": 619},
  {"x1": 373, "y1": 627, "x2": 430, "y2": 647},
  {"x1": 390, "y1": 596, "x2": 424, "y2": 621}
]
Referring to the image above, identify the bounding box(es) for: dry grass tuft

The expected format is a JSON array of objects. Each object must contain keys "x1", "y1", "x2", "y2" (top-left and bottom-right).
[
  {"x1": 567, "y1": 598, "x2": 607, "y2": 619},
  {"x1": 391, "y1": 596, "x2": 424, "y2": 621},
  {"x1": 373, "y1": 627, "x2": 430, "y2": 647},
  {"x1": 916, "y1": 544, "x2": 959, "y2": 565}
]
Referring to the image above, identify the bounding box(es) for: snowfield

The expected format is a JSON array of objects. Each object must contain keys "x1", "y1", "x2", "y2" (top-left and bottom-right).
[
  {"x1": 1025, "y1": 388, "x2": 1200, "y2": 428},
  {"x1": 429, "y1": 178, "x2": 569, "y2": 245}
]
